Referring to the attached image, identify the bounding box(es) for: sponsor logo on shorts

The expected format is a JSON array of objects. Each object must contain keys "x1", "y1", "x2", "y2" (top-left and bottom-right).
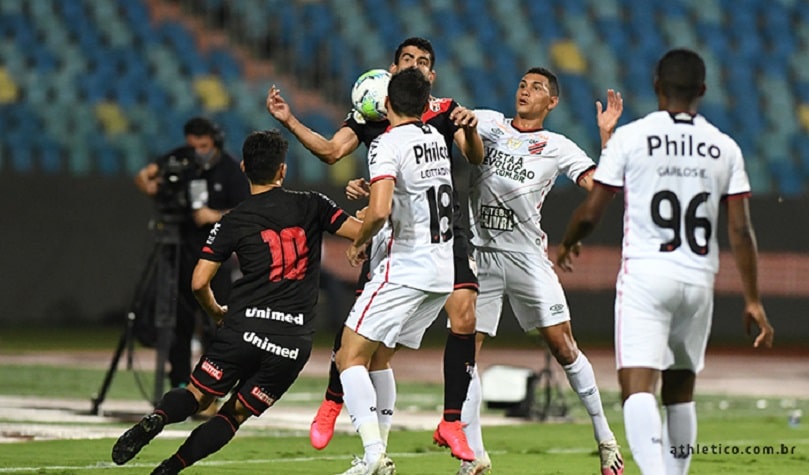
[
  {"x1": 549, "y1": 304, "x2": 566, "y2": 315},
  {"x1": 201, "y1": 359, "x2": 223, "y2": 380},
  {"x1": 250, "y1": 386, "x2": 275, "y2": 406},
  {"x1": 245, "y1": 307, "x2": 304, "y2": 326},
  {"x1": 479, "y1": 205, "x2": 515, "y2": 232},
  {"x1": 242, "y1": 332, "x2": 301, "y2": 359}
]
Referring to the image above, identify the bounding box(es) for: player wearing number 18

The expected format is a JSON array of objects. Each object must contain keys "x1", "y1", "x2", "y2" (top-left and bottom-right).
[
  {"x1": 111, "y1": 130, "x2": 362, "y2": 474},
  {"x1": 335, "y1": 67, "x2": 456, "y2": 475},
  {"x1": 557, "y1": 49, "x2": 774, "y2": 475}
]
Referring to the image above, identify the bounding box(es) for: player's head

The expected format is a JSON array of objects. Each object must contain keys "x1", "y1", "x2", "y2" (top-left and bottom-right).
[
  {"x1": 391, "y1": 37, "x2": 436, "y2": 84},
  {"x1": 654, "y1": 49, "x2": 706, "y2": 104},
  {"x1": 386, "y1": 67, "x2": 431, "y2": 119},
  {"x1": 241, "y1": 129, "x2": 288, "y2": 185},
  {"x1": 515, "y1": 67, "x2": 560, "y2": 119},
  {"x1": 184, "y1": 117, "x2": 223, "y2": 152}
]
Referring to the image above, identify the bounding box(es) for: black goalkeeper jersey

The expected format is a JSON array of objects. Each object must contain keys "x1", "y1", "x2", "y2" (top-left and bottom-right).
[
  {"x1": 200, "y1": 187, "x2": 349, "y2": 335},
  {"x1": 344, "y1": 96, "x2": 460, "y2": 158}
]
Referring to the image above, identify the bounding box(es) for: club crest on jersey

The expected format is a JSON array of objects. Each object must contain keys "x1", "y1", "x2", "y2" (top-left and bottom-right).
[{"x1": 528, "y1": 140, "x2": 547, "y2": 155}]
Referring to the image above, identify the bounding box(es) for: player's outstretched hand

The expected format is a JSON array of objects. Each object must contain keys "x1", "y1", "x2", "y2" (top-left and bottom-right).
[
  {"x1": 596, "y1": 89, "x2": 623, "y2": 134},
  {"x1": 450, "y1": 106, "x2": 478, "y2": 129},
  {"x1": 555, "y1": 242, "x2": 581, "y2": 273},
  {"x1": 266, "y1": 85, "x2": 291, "y2": 124},
  {"x1": 345, "y1": 178, "x2": 370, "y2": 200},
  {"x1": 743, "y1": 302, "x2": 774, "y2": 348}
]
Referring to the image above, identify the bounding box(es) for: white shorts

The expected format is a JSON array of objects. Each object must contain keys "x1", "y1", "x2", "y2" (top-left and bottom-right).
[
  {"x1": 474, "y1": 249, "x2": 570, "y2": 337},
  {"x1": 615, "y1": 271, "x2": 713, "y2": 372},
  {"x1": 346, "y1": 281, "x2": 450, "y2": 350}
]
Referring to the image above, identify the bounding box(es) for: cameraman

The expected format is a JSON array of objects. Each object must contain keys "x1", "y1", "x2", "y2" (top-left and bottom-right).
[{"x1": 135, "y1": 117, "x2": 250, "y2": 389}]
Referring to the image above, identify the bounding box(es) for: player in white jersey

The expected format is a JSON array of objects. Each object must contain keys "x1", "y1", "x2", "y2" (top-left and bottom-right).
[
  {"x1": 557, "y1": 49, "x2": 774, "y2": 475},
  {"x1": 335, "y1": 67, "x2": 456, "y2": 475},
  {"x1": 462, "y1": 67, "x2": 626, "y2": 475}
]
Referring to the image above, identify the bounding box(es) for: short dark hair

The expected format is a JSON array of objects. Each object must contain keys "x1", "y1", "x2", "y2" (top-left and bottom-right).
[
  {"x1": 393, "y1": 37, "x2": 435, "y2": 69},
  {"x1": 655, "y1": 49, "x2": 706, "y2": 101},
  {"x1": 524, "y1": 67, "x2": 560, "y2": 97},
  {"x1": 387, "y1": 67, "x2": 431, "y2": 118},
  {"x1": 183, "y1": 116, "x2": 224, "y2": 147},
  {"x1": 241, "y1": 130, "x2": 288, "y2": 185}
]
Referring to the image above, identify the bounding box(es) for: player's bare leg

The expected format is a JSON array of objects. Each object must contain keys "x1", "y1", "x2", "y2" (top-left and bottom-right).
[
  {"x1": 434, "y1": 288, "x2": 477, "y2": 462},
  {"x1": 661, "y1": 369, "x2": 697, "y2": 475},
  {"x1": 541, "y1": 322, "x2": 623, "y2": 475}
]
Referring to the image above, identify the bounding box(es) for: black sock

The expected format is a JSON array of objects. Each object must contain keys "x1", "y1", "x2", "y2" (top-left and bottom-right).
[
  {"x1": 324, "y1": 325, "x2": 345, "y2": 404},
  {"x1": 442, "y1": 331, "x2": 476, "y2": 422},
  {"x1": 174, "y1": 411, "x2": 239, "y2": 467},
  {"x1": 155, "y1": 388, "x2": 199, "y2": 424}
]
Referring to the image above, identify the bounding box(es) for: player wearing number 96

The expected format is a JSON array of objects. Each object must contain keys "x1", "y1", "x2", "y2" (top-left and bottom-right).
[
  {"x1": 557, "y1": 49, "x2": 774, "y2": 475},
  {"x1": 111, "y1": 129, "x2": 363, "y2": 474}
]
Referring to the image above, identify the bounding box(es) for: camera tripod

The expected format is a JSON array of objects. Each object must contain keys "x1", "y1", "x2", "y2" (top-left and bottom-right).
[{"x1": 91, "y1": 215, "x2": 184, "y2": 415}]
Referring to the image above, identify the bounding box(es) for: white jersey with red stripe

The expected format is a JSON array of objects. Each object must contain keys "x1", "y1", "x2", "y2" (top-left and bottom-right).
[
  {"x1": 366, "y1": 120, "x2": 454, "y2": 292},
  {"x1": 469, "y1": 109, "x2": 595, "y2": 256},
  {"x1": 594, "y1": 110, "x2": 752, "y2": 286}
]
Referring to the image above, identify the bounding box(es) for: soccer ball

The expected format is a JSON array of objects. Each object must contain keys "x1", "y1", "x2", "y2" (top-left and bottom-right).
[{"x1": 351, "y1": 69, "x2": 391, "y2": 121}]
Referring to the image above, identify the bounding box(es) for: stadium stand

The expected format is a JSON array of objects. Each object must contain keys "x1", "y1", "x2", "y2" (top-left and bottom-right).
[{"x1": 0, "y1": 0, "x2": 806, "y2": 196}]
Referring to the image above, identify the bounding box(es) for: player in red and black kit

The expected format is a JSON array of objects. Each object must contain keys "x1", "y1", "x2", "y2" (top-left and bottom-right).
[
  {"x1": 111, "y1": 130, "x2": 362, "y2": 475},
  {"x1": 267, "y1": 37, "x2": 485, "y2": 462}
]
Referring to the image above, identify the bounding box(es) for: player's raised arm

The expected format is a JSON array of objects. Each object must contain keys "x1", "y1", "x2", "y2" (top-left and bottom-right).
[
  {"x1": 266, "y1": 85, "x2": 360, "y2": 164},
  {"x1": 596, "y1": 89, "x2": 623, "y2": 148}
]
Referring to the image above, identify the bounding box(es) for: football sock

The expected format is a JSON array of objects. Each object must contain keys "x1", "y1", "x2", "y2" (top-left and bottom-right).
[
  {"x1": 154, "y1": 388, "x2": 199, "y2": 424},
  {"x1": 461, "y1": 365, "x2": 486, "y2": 458},
  {"x1": 443, "y1": 331, "x2": 476, "y2": 422},
  {"x1": 624, "y1": 392, "x2": 665, "y2": 475},
  {"x1": 340, "y1": 365, "x2": 384, "y2": 463},
  {"x1": 173, "y1": 410, "x2": 239, "y2": 468},
  {"x1": 562, "y1": 352, "x2": 614, "y2": 443},
  {"x1": 663, "y1": 401, "x2": 696, "y2": 475},
  {"x1": 324, "y1": 326, "x2": 346, "y2": 404},
  {"x1": 369, "y1": 368, "x2": 396, "y2": 447}
]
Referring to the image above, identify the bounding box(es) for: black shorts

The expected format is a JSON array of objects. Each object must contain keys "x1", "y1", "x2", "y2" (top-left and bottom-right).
[
  {"x1": 190, "y1": 327, "x2": 312, "y2": 416},
  {"x1": 355, "y1": 223, "x2": 479, "y2": 294}
]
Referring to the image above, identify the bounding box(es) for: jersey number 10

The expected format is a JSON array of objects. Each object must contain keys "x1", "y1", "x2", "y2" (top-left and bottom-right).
[
  {"x1": 651, "y1": 190, "x2": 712, "y2": 255},
  {"x1": 261, "y1": 227, "x2": 309, "y2": 282}
]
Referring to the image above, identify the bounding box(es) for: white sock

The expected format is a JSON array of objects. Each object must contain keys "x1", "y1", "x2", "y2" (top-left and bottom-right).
[
  {"x1": 664, "y1": 401, "x2": 696, "y2": 475},
  {"x1": 461, "y1": 365, "x2": 486, "y2": 458},
  {"x1": 624, "y1": 392, "x2": 665, "y2": 475},
  {"x1": 563, "y1": 352, "x2": 614, "y2": 443},
  {"x1": 340, "y1": 366, "x2": 384, "y2": 463},
  {"x1": 369, "y1": 368, "x2": 396, "y2": 448}
]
